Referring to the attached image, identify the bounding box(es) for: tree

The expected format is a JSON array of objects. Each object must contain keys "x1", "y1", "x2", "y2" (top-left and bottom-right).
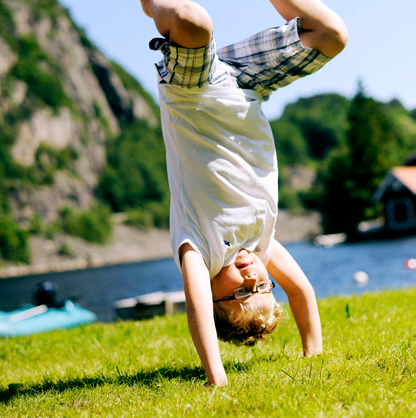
[
  {"x1": 281, "y1": 93, "x2": 350, "y2": 160},
  {"x1": 320, "y1": 86, "x2": 401, "y2": 234}
]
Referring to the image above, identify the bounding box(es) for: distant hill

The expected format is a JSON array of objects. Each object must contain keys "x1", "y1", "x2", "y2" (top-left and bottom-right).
[
  {"x1": 0, "y1": 0, "x2": 163, "y2": 225},
  {"x1": 270, "y1": 93, "x2": 416, "y2": 167}
]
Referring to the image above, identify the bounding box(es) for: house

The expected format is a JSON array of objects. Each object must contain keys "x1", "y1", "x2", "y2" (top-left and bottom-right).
[{"x1": 373, "y1": 166, "x2": 416, "y2": 230}]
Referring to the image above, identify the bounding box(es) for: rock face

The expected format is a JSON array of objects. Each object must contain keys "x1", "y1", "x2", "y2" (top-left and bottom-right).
[{"x1": 0, "y1": 0, "x2": 159, "y2": 222}]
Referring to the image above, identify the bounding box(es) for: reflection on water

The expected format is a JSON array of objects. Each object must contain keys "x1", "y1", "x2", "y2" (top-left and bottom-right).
[{"x1": 0, "y1": 236, "x2": 415, "y2": 321}]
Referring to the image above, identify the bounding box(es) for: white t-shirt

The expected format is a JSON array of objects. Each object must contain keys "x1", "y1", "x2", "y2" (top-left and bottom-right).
[
  {"x1": 153, "y1": 19, "x2": 330, "y2": 278},
  {"x1": 158, "y1": 82, "x2": 277, "y2": 278}
]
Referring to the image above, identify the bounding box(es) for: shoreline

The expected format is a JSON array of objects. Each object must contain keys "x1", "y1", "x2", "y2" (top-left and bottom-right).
[{"x1": 0, "y1": 210, "x2": 322, "y2": 279}]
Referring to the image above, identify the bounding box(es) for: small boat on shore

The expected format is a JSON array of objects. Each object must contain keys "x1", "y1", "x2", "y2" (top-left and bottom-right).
[
  {"x1": 0, "y1": 282, "x2": 96, "y2": 337},
  {"x1": 114, "y1": 290, "x2": 186, "y2": 320},
  {"x1": 313, "y1": 233, "x2": 347, "y2": 248},
  {"x1": 0, "y1": 301, "x2": 97, "y2": 337}
]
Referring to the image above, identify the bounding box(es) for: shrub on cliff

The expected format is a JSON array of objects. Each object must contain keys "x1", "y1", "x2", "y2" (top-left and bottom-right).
[
  {"x1": 97, "y1": 120, "x2": 169, "y2": 224},
  {"x1": 11, "y1": 35, "x2": 70, "y2": 110},
  {"x1": 60, "y1": 203, "x2": 113, "y2": 244},
  {"x1": 0, "y1": 215, "x2": 30, "y2": 264}
]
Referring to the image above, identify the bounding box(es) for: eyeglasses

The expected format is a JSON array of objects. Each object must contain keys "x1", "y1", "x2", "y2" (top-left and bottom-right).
[{"x1": 213, "y1": 281, "x2": 275, "y2": 303}]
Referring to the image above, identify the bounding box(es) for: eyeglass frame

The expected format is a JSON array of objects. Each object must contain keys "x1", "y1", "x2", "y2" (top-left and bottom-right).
[{"x1": 213, "y1": 280, "x2": 275, "y2": 303}]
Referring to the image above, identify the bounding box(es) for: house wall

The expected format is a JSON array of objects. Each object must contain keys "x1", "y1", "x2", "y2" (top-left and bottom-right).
[{"x1": 381, "y1": 189, "x2": 416, "y2": 230}]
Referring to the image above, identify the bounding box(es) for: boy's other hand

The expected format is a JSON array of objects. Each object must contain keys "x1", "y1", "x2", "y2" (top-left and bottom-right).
[{"x1": 204, "y1": 379, "x2": 228, "y2": 388}]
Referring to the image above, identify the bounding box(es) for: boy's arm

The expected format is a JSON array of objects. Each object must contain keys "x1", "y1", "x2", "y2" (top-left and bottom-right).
[
  {"x1": 270, "y1": 0, "x2": 348, "y2": 57},
  {"x1": 267, "y1": 239, "x2": 322, "y2": 355},
  {"x1": 180, "y1": 243, "x2": 228, "y2": 386}
]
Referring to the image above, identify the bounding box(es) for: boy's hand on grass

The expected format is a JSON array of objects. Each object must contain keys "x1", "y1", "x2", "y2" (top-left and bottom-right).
[{"x1": 204, "y1": 379, "x2": 228, "y2": 388}]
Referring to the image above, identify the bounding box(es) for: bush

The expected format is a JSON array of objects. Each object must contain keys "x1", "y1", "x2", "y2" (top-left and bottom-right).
[
  {"x1": 32, "y1": 144, "x2": 79, "y2": 184},
  {"x1": 278, "y1": 188, "x2": 303, "y2": 213},
  {"x1": 0, "y1": 215, "x2": 30, "y2": 264},
  {"x1": 97, "y1": 120, "x2": 168, "y2": 216},
  {"x1": 125, "y1": 199, "x2": 170, "y2": 230},
  {"x1": 29, "y1": 212, "x2": 43, "y2": 234},
  {"x1": 60, "y1": 203, "x2": 113, "y2": 244},
  {"x1": 144, "y1": 200, "x2": 170, "y2": 229},
  {"x1": 11, "y1": 35, "x2": 69, "y2": 110},
  {"x1": 125, "y1": 208, "x2": 154, "y2": 231},
  {"x1": 0, "y1": 2, "x2": 17, "y2": 49},
  {"x1": 58, "y1": 241, "x2": 73, "y2": 257}
]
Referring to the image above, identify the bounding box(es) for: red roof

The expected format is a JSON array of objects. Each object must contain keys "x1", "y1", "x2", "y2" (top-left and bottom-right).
[
  {"x1": 373, "y1": 166, "x2": 416, "y2": 202},
  {"x1": 392, "y1": 167, "x2": 416, "y2": 194}
]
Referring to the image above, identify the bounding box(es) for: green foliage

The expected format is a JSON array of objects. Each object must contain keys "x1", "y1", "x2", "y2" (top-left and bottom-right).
[
  {"x1": 319, "y1": 88, "x2": 411, "y2": 234},
  {"x1": 125, "y1": 208, "x2": 155, "y2": 231},
  {"x1": 60, "y1": 203, "x2": 113, "y2": 244},
  {"x1": 92, "y1": 101, "x2": 111, "y2": 136},
  {"x1": 58, "y1": 241, "x2": 73, "y2": 257},
  {"x1": 0, "y1": 289, "x2": 414, "y2": 416},
  {"x1": 125, "y1": 199, "x2": 170, "y2": 230},
  {"x1": 21, "y1": 0, "x2": 63, "y2": 22},
  {"x1": 0, "y1": 214, "x2": 30, "y2": 263},
  {"x1": 0, "y1": 164, "x2": 9, "y2": 214},
  {"x1": 97, "y1": 120, "x2": 169, "y2": 224},
  {"x1": 11, "y1": 35, "x2": 69, "y2": 110},
  {"x1": 271, "y1": 119, "x2": 308, "y2": 166},
  {"x1": 271, "y1": 90, "x2": 416, "y2": 233},
  {"x1": 2, "y1": 143, "x2": 79, "y2": 187},
  {"x1": 33, "y1": 144, "x2": 79, "y2": 185},
  {"x1": 276, "y1": 94, "x2": 350, "y2": 160},
  {"x1": 29, "y1": 212, "x2": 42, "y2": 234},
  {"x1": 0, "y1": 1, "x2": 17, "y2": 48},
  {"x1": 277, "y1": 188, "x2": 303, "y2": 213},
  {"x1": 44, "y1": 221, "x2": 60, "y2": 240}
]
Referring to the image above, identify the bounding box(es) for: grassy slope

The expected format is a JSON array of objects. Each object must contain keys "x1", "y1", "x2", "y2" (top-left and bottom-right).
[{"x1": 0, "y1": 288, "x2": 415, "y2": 417}]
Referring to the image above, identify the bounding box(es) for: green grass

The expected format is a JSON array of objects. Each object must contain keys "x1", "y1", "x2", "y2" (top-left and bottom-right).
[{"x1": 0, "y1": 288, "x2": 415, "y2": 417}]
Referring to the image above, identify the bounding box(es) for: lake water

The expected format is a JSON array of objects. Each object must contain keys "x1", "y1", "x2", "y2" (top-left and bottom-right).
[{"x1": 0, "y1": 236, "x2": 415, "y2": 321}]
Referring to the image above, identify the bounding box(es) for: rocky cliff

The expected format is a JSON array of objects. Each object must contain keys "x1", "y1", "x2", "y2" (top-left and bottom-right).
[{"x1": 0, "y1": 0, "x2": 159, "y2": 224}]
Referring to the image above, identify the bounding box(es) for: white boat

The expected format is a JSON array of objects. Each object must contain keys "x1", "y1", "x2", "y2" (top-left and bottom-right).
[
  {"x1": 313, "y1": 233, "x2": 347, "y2": 248},
  {"x1": 114, "y1": 290, "x2": 186, "y2": 320}
]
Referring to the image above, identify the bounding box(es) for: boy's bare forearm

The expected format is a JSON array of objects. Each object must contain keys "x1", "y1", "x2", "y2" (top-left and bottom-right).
[
  {"x1": 270, "y1": 0, "x2": 348, "y2": 57},
  {"x1": 287, "y1": 286, "x2": 322, "y2": 355},
  {"x1": 186, "y1": 302, "x2": 228, "y2": 385},
  {"x1": 267, "y1": 240, "x2": 322, "y2": 355},
  {"x1": 181, "y1": 245, "x2": 228, "y2": 386}
]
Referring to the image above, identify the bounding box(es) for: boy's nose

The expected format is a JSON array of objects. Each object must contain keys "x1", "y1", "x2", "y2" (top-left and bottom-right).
[{"x1": 244, "y1": 274, "x2": 257, "y2": 289}]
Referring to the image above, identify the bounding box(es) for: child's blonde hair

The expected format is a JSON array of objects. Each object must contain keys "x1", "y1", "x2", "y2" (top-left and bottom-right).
[{"x1": 213, "y1": 299, "x2": 285, "y2": 346}]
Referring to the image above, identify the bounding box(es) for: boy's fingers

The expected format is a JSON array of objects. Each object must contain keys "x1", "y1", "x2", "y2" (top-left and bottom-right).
[{"x1": 204, "y1": 380, "x2": 228, "y2": 388}]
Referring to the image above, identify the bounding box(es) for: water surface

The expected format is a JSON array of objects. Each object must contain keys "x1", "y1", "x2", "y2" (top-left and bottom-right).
[{"x1": 0, "y1": 236, "x2": 415, "y2": 321}]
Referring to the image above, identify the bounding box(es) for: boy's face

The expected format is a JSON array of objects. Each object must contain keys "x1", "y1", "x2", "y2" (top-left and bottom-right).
[{"x1": 211, "y1": 249, "x2": 275, "y2": 315}]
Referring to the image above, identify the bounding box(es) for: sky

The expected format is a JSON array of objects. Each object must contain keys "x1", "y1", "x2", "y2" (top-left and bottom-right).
[{"x1": 58, "y1": 0, "x2": 416, "y2": 120}]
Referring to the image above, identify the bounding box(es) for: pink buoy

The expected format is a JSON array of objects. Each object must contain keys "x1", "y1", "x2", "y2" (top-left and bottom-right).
[{"x1": 405, "y1": 259, "x2": 416, "y2": 269}]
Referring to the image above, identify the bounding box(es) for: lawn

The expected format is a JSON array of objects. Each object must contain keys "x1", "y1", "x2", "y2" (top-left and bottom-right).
[{"x1": 0, "y1": 288, "x2": 415, "y2": 417}]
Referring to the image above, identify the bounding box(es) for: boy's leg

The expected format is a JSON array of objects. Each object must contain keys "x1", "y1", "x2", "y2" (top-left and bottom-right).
[
  {"x1": 140, "y1": 0, "x2": 212, "y2": 48},
  {"x1": 270, "y1": 0, "x2": 348, "y2": 57}
]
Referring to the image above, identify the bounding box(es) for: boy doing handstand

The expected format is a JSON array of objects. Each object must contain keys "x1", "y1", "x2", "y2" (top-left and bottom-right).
[{"x1": 140, "y1": 0, "x2": 347, "y2": 386}]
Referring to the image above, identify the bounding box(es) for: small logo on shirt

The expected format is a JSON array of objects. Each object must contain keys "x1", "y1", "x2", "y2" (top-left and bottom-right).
[{"x1": 224, "y1": 240, "x2": 231, "y2": 247}]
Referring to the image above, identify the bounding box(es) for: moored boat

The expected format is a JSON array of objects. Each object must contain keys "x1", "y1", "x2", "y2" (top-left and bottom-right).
[
  {"x1": 114, "y1": 290, "x2": 186, "y2": 320},
  {"x1": 0, "y1": 300, "x2": 96, "y2": 337},
  {"x1": 0, "y1": 281, "x2": 96, "y2": 337}
]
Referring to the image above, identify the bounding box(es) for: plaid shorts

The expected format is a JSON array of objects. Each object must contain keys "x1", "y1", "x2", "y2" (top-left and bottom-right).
[{"x1": 150, "y1": 17, "x2": 331, "y2": 98}]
